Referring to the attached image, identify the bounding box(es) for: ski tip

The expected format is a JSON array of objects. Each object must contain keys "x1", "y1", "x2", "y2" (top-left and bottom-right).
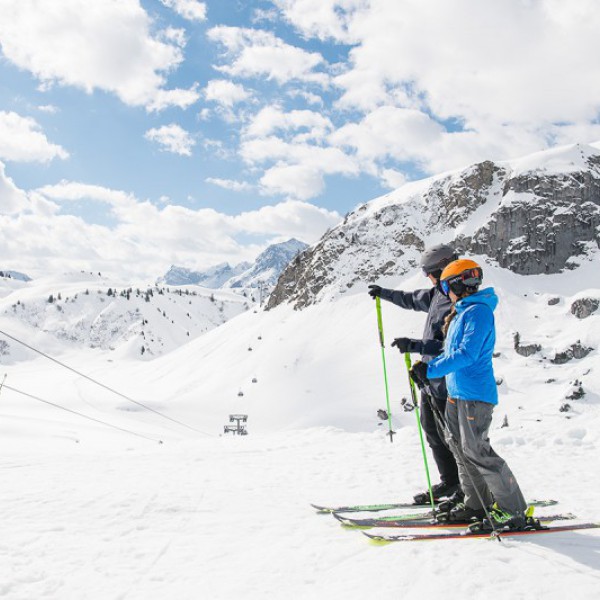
[
  {"x1": 310, "y1": 504, "x2": 333, "y2": 513},
  {"x1": 363, "y1": 532, "x2": 393, "y2": 546}
]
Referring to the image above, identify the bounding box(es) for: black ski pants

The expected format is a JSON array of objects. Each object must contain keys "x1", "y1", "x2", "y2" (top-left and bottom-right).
[{"x1": 420, "y1": 391, "x2": 459, "y2": 486}]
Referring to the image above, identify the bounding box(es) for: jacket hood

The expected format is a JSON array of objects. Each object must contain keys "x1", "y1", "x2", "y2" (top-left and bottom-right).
[{"x1": 455, "y1": 287, "x2": 498, "y2": 313}]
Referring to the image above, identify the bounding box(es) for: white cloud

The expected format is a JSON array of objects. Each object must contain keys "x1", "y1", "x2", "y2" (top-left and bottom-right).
[
  {"x1": 144, "y1": 124, "x2": 195, "y2": 156},
  {"x1": 245, "y1": 106, "x2": 333, "y2": 141},
  {"x1": 240, "y1": 135, "x2": 359, "y2": 200},
  {"x1": 286, "y1": 89, "x2": 324, "y2": 106},
  {"x1": 330, "y1": 106, "x2": 443, "y2": 162},
  {"x1": 0, "y1": 170, "x2": 340, "y2": 278},
  {"x1": 0, "y1": 0, "x2": 200, "y2": 111},
  {"x1": 205, "y1": 80, "x2": 251, "y2": 107},
  {"x1": 252, "y1": 8, "x2": 279, "y2": 24},
  {"x1": 237, "y1": 103, "x2": 359, "y2": 200},
  {"x1": 273, "y1": 0, "x2": 368, "y2": 43},
  {"x1": 274, "y1": 0, "x2": 600, "y2": 178},
  {"x1": 207, "y1": 26, "x2": 328, "y2": 86},
  {"x1": 241, "y1": 136, "x2": 357, "y2": 174},
  {"x1": 232, "y1": 200, "x2": 339, "y2": 241},
  {"x1": 206, "y1": 178, "x2": 253, "y2": 192},
  {"x1": 37, "y1": 105, "x2": 59, "y2": 114},
  {"x1": 332, "y1": 0, "x2": 600, "y2": 124},
  {"x1": 160, "y1": 0, "x2": 207, "y2": 22},
  {"x1": 259, "y1": 164, "x2": 325, "y2": 200},
  {"x1": 0, "y1": 161, "x2": 30, "y2": 214},
  {"x1": 0, "y1": 111, "x2": 69, "y2": 163},
  {"x1": 379, "y1": 168, "x2": 407, "y2": 190},
  {"x1": 36, "y1": 181, "x2": 138, "y2": 209}
]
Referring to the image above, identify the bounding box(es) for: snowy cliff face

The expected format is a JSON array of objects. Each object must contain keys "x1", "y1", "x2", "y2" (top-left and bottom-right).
[{"x1": 268, "y1": 143, "x2": 600, "y2": 309}]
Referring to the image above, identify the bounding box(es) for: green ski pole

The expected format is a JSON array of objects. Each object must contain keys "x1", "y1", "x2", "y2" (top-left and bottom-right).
[
  {"x1": 374, "y1": 297, "x2": 395, "y2": 442},
  {"x1": 404, "y1": 353, "x2": 436, "y2": 513}
]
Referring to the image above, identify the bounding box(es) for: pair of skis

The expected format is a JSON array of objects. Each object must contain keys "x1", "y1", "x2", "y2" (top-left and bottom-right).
[
  {"x1": 311, "y1": 498, "x2": 557, "y2": 514},
  {"x1": 313, "y1": 499, "x2": 600, "y2": 542}
]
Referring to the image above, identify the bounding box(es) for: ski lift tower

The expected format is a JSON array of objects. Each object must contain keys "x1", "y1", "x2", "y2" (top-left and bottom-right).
[{"x1": 224, "y1": 414, "x2": 248, "y2": 436}]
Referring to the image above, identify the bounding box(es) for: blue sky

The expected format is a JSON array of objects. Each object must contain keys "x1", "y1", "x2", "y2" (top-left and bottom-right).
[{"x1": 1, "y1": 0, "x2": 600, "y2": 279}]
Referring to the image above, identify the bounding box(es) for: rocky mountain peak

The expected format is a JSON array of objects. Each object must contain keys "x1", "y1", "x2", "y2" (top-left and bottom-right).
[{"x1": 267, "y1": 143, "x2": 600, "y2": 310}]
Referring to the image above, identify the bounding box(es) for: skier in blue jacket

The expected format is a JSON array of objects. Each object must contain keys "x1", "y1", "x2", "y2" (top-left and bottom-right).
[{"x1": 409, "y1": 259, "x2": 532, "y2": 532}]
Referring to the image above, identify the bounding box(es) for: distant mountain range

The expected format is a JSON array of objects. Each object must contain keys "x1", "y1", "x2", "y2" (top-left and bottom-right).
[{"x1": 160, "y1": 239, "x2": 308, "y2": 289}]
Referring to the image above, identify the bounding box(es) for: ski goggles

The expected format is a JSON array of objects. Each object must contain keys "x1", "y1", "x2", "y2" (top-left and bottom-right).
[{"x1": 440, "y1": 268, "x2": 483, "y2": 296}]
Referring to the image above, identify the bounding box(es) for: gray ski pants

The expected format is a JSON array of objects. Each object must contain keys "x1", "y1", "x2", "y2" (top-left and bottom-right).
[{"x1": 445, "y1": 398, "x2": 527, "y2": 515}]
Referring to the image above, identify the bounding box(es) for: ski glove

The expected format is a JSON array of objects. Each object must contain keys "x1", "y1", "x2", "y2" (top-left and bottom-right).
[
  {"x1": 409, "y1": 361, "x2": 429, "y2": 389},
  {"x1": 391, "y1": 337, "x2": 423, "y2": 354},
  {"x1": 368, "y1": 284, "x2": 382, "y2": 299}
]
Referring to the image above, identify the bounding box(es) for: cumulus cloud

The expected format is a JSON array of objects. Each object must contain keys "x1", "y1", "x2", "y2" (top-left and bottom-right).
[
  {"x1": 259, "y1": 164, "x2": 325, "y2": 200},
  {"x1": 37, "y1": 105, "x2": 59, "y2": 114},
  {"x1": 0, "y1": 0, "x2": 200, "y2": 111},
  {"x1": 330, "y1": 107, "x2": 443, "y2": 162},
  {"x1": 273, "y1": 0, "x2": 367, "y2": 43},
  {"x1": 0, "y1": 169, "x2": 340, "y2": 278},
  {"x1": 144, "y1": 124, "x2": 196, "y2": 156},
  {"x1": 205, "y1": 178, "x2": 253, "y2": 192},
  {"x1": 237, "y1": 104, "x2": 359, "y2": 199},
  {"x1": 0, "y1": 111, "x2": 69, "y2": 163},
  {"x1": 0, "y1": 161, "x2": 30, "y2": 214},
  {"x1": 160, "y1": 0, "x2": 207, "y2": 22},
  {"x1": 379, "y1": 168, "x2": 407, "y2": 190},
  {"x1": 240, "y1": 135, "x2": 359, "y2": 199},
  {"x1": 245, "y1": 106, "x2": 333, "y2": 141},
  {"x1": 207, "y1": 26, "x2": 328, "y2": 85},
  {"x1": 273, "y1": 0, "x2": 600, "y2": 181},
  {"x1": 36, "y1": 181, "x2": 138, "y2": 211},
  {"x1": 205, "y1": 80, "x2": 252, "y2": 107}
]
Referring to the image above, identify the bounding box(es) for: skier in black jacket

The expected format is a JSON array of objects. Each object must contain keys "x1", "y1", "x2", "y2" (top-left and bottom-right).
[{"x1": 369, "y1": 244, "x2": 460, "y2": 504}]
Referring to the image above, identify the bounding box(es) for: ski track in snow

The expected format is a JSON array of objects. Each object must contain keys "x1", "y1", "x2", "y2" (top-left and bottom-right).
[{"x1": 1, "y1": 428, "x2": 599, "y2": 600}]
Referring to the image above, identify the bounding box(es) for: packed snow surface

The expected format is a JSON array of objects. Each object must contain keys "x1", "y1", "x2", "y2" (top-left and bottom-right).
[{"x1": 1, "y1": 261, "x2": 600, "y2": 599}]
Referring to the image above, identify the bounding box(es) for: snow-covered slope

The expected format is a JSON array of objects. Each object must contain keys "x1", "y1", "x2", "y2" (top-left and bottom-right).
[
  {"x1": 3, "y1": 143, "x2": 600, "y2": 599},
  {"x1": 0, "y1": 271, "x2": 249, "y2": 362},
  {"x1": 2, "y1": 260, "x2": 600, "y2": 599}
]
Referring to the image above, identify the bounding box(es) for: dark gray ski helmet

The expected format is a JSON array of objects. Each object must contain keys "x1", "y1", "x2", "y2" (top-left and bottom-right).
[{"x1": 420, "y1": 243, "x2": 458, "y2": 277}]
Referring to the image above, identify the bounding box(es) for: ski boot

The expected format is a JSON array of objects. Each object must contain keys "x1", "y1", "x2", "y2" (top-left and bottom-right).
[
  {"x1": 437, "y1": 488, "x2": 465, "y2": 512},
  {"x1": 468, "y1": 505, "x2": 543, "y2": 534},
  {"x1": 436, "y1": 501, "x2": 487, "y2": 524},
  {"x1": 413, "y1": 481, "x2": 459, "y2": 505}
]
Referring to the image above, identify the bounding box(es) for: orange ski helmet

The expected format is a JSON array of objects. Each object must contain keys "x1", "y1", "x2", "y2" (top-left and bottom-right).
[{"x1": 439, "y1": 259, "x2": 483, "y2": 296}]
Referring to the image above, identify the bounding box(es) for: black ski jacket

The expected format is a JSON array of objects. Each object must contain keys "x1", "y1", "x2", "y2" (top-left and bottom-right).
[{"x1": 379, "y1": 285, "x2": 451, "y2": 398}]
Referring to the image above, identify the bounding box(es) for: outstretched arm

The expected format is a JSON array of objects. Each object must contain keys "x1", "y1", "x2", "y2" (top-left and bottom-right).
[{"x1": 379, "y1": 287, "x2": 434, "y2": 313}]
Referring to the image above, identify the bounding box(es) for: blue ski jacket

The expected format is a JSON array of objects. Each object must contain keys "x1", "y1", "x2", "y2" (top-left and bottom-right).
[{"x1": 427, "y1": 287, "x2": 498, "y2": 405}]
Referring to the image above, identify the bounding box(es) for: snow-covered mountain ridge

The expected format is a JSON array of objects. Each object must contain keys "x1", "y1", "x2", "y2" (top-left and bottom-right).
[
  {"x1": 268, "y1": 142, "x2": 600, "y2": 309},
  {"x1": 161, "y1": 238, "x2": 307, "y2": 289}
]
